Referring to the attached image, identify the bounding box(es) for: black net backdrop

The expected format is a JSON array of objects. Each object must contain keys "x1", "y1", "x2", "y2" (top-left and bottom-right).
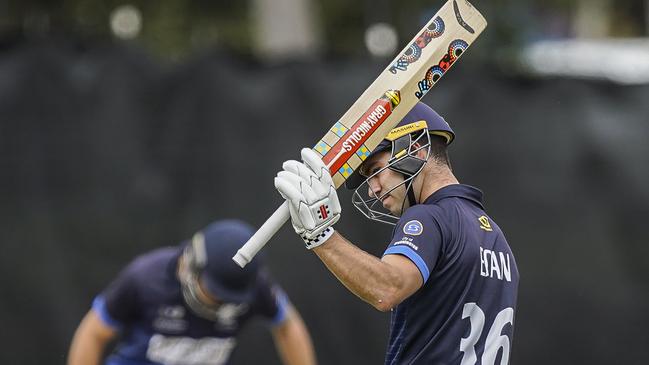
[{"x1": 0, "y1": 38, "x2": 648, "y2": 364}]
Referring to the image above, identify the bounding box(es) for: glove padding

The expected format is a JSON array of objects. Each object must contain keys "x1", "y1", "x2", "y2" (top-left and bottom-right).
[{"x1": 274, "y1": 148, "x2": 341, "y2": 248}]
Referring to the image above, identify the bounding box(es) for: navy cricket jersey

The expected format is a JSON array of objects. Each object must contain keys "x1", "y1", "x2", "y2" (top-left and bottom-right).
[
  {"x1": 92, "y1": 247, "x2": 289, "y2": 365},
  {"x1": 382, "y1": 184, "x2": 519, "y2": 365}
]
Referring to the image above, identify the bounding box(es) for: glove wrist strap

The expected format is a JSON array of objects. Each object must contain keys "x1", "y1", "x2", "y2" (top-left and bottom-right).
[{"x1": 302, "y1": 227, "x2": 335, "y2": 250}]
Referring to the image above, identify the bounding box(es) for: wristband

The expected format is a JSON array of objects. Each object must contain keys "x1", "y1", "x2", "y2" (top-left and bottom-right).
[{"x1": 301, "y1": 227, "x2": 335, "y2": 250}]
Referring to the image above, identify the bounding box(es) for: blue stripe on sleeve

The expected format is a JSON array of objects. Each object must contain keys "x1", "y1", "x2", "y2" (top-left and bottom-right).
[
  {"x1": 271, "y1": 290, "x2": 289, "y2": 325},
  {"x1": 92, "y1": 296, "x2": 122, "y2": 330},
  {"x1": 383, "y1": 246, "x2": 431, "y2": 283}
]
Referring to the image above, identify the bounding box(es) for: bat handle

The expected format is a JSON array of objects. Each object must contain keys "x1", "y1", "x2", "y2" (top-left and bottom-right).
[{"x1": 232, "y1": 201, "x2": 291, "y2": 267}]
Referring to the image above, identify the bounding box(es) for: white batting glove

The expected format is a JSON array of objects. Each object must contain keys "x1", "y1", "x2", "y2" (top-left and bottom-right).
[{"x1": 274, "y1": 148, "x2": 341, "y2": 249}]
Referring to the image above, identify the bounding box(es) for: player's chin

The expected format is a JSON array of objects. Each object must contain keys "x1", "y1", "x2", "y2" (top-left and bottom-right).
[
  {"x1": 390, "y1": 201, "x2": 408, "y2": 217},
  {"x1": 383, "y1": 200, "x2": 402, "y2": 216}
]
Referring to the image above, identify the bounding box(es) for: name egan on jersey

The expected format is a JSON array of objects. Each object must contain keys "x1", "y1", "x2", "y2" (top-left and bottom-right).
[
  {"x1": 341, "y1": 105, "x2": 387, "y2": 152},
  {"x1": 479, "y1": 247, "x2": 512, "y2": 282}
]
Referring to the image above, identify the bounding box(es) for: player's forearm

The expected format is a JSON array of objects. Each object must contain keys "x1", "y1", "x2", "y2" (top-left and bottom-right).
[
  {"x1": 67, "y1": 333, "x2": 105, "y2": 365},
  {"x1": 67, "y1": 311, "x2": 116, "y2": 365},
  {"x1": 313, "y1": 231, "x2": 405, "y2": 311},
  {"x1": 272, "y1": 307, "x2": 317, "y2": 365}
]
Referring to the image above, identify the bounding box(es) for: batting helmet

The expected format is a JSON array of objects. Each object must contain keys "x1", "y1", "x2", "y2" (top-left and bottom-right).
[
  {"x1": 180, "y1": 220, "x2": 261, "y2": 309},
  {"x1": 345, "y1": 102, "x2": 455, "y2": 189}
]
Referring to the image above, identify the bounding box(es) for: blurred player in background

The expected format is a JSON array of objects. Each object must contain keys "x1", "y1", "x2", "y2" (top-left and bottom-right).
[
  {"x1": 67, "y1": 219, "x2": 316, "y2": 365},
  {"x1": 274, "y1": 102, "x2": 519, "y2": 364}
]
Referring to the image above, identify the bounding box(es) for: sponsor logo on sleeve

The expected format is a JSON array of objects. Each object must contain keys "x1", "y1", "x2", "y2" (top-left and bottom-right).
[
  {"x1": 393, "y1": 239, "x2": 419, "y2": 251},
  {"x1": 403, "y1": 220, "x2": 423, "y2": 236}
]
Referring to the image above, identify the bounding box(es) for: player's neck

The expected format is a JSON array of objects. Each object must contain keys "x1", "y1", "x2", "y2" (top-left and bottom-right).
[{"x1": 417, "y1": 165, "x2": 459, "y2": 203}]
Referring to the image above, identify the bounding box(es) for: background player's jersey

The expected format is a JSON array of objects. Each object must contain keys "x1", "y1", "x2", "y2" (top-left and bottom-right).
[
  {"x1": 382, "y1": 184, "x2": 519, "y2": 365},
  {"x1": 92, "y1": 247, "x2": 288, "y2": 365}
]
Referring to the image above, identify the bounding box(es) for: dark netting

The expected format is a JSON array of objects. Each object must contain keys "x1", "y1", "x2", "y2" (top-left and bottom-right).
[{"x1": 0, "y1": 39, "x2": 648, "y2": 364}]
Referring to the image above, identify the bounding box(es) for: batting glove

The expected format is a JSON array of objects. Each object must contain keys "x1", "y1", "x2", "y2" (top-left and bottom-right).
[{"x1": 274, "y1": 148, "x2": 341, "y2": 249}]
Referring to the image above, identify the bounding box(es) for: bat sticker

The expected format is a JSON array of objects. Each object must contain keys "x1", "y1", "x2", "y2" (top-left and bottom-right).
[
  {"x1": 453, "y1": 0, "x2": 475, "y2": 34},
  {"x1": 415, "y1": 39, "x2": 468, "y2": 98},
  {"x1": 321, "y1": 90, "x2": 401, "y2": 176},
  {"x1": 389, "y1": 17, "x2": 445, "y2": 74}
]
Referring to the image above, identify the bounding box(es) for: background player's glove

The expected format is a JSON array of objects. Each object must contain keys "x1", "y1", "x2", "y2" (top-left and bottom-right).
[{"x1": 274, "y1": 148, "x2": 341, "y2": 249}]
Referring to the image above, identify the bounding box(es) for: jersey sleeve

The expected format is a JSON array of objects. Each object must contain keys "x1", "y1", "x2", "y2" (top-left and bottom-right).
[
  {"x1": 92, "y1": 261, "x2": 141, "y2": 330},
  {"x1": 383, "y1": 206, "x2": 443, "y2": 284},
  {"x1": 253, "y1": 272, "x2": 290, "y2": 326}
]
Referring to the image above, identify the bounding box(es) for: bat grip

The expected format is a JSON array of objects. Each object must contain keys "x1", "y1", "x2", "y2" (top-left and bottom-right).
[{"x1": 232, "y1": 201, "x2": 291, "y2": 267}]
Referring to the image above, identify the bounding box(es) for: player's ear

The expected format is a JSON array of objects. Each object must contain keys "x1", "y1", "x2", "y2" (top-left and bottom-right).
[{"x1": 410, "y1": 141, "x2": 427, "y2": 159}]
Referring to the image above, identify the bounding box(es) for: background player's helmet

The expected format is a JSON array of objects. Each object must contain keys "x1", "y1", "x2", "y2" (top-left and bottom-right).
[
  {"x1": 178, "y1": 219, "x2": 261, "y2": 320},
  {"x1": 346, "y1": 102, "x2": 454, "y2": 224}
]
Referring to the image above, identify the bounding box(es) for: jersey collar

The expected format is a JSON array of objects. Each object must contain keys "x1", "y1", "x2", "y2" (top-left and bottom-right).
[{"x1": 422, "y1": 184, "x2": 485, "y2": 209}]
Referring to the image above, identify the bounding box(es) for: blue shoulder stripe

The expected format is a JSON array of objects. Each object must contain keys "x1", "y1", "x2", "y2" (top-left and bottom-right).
[
  {"x1": 92, "y1": 296, "x2": 122, "y2": 330},
  {"x1": 272, "y1": 289, "x2": 290, "y2": 325},
  {"x1": 383, "y1": 246, "x2": 431, "y2": 283}
]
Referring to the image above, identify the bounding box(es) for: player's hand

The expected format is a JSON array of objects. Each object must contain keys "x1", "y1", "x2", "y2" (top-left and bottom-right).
[{"x1": 274, "y1": 148, "x2": 341, "y2": 249}]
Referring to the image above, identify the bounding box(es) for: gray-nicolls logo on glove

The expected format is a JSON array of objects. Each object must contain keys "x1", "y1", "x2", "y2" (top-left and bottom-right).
[{"x1": 317, "y1": 205, "x2": 329, "y2": 220}]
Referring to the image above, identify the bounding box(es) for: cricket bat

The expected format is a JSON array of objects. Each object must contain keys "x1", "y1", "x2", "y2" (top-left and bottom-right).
[{"x1": 233, "y1": 0, "x2": 487, "y2": 267}]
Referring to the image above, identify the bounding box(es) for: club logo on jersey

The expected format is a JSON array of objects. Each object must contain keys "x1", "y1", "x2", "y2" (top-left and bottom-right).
[
  {"x1": 478, "y1": 215, "x2": 492, "y2": 231},
  {"x1": 153, "y1": 306, "x2": 188, "y2": 333},
  {"x1": 403, "y1": 220, "x2": 423, "y2": 236},
  {"x1": 215, "y1": 303, "x2": 249, "y2": 329},
  {"x1": 162, "y1": 306, "x2": 185, "y2": 318}
]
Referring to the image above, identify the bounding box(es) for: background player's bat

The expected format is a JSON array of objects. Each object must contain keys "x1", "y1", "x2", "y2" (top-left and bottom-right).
[{"x1": 233, "y1": 0, "x2": 486, "y2": 267}]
